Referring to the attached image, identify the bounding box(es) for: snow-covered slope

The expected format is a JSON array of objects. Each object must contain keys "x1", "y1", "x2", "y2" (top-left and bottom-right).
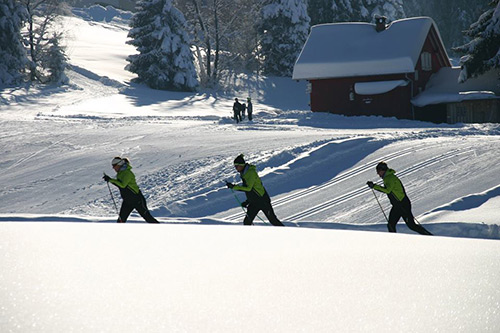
[{"x1": 1, "y1": 7, "x2": 500, "y2": 332}]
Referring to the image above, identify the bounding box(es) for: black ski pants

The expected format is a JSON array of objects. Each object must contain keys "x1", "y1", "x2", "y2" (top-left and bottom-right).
[
  {"x1": 234, "y1": 110, "x2": 242, "y2": 123},
  {"x1": 388, "y1": 197, "x2": 431, "y2": 235},
  {"x1": 244, "y1": 201, "x2": 283, "y2": 226},
  {"x1": 118, "y1": 191, "x2": 159, "y2": 223}
]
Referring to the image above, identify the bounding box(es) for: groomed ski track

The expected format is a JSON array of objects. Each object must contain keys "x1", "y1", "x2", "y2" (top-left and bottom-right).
[
  {"x1": 222, "y1": 139, "x2": 475, "y2": 222},
  {"x1": 215, "y1": 135, "x2": 498, "y2": 226}
]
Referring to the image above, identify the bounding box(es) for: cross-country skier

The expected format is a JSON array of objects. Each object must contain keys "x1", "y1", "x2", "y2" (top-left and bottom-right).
[
  {"x1": 103, "y1": 157, "x2": 159, "y2": 223},
  {"x1": 226, "y1": 154, "x2": 284, "y2": 226},
  {"x1": 367, "y1": 162, "x2": 432, "y2": 235}
]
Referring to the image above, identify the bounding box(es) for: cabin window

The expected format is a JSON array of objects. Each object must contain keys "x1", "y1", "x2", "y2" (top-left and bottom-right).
[{"x1": 421, "y1": 52, "x2": 432, "y2": 71}]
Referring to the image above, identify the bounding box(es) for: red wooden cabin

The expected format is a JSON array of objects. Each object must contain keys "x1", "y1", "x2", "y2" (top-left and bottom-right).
[{"x1": 293, "y1": 17, "x2": 451, "y2": 120}]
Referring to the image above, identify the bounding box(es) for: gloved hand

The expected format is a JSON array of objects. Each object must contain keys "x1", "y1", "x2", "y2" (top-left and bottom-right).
[
  {"x1": 226, "y1": 182, "x2": 234, "y2": 189},
  {"x1": 103, "y1": 174, "x2": 111, "y2": 182},
  {"x1": 241, "y1": 200, "x2": 249, "y2": 208},
  {"x1": 366, "y1": 181, "x2": 374, "y2": 188}
]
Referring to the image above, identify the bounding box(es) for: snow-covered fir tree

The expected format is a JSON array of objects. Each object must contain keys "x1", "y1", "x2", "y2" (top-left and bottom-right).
[
  {"x1": 257, "y1": 0, "x2": 310, "y2": 77},
  {"x1": 0, "y1": 0, "x2": 27, "y2": 85},
  {"x1": 403, "y1": 0, "x2": 491, "y2": 53},
  {"x1": 454, "y1": 0, "x2": 500, "y2": 82},
  {"x1": 308, "y1": 0, "x2": 333, "y2": 26},
  {"x1": 127, "y1": 0, "x2": 198, "y2": 91},
  {"x1": 331, "y1": 0, "x2": 405, "y2": 23},
  {"x1": 44, "y1": 33, "x2": 69, "y2": 84}
]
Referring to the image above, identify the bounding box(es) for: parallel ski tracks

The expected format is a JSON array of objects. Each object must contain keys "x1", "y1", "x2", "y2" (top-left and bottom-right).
[{"x1": 224, "y1": 143, "x2": 474, "y2": 222}]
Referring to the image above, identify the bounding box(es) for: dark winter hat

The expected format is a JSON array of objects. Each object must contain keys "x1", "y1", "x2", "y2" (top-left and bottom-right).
[
  {"x1": 111, "y1": 156, "x2": 124, "y2": 166},
  {"x1": 376, "y1": 161, "x2": 388, "y2": 172},
  {"x1": 233, "y1": 154, "x2": 246, "y2": 166}
]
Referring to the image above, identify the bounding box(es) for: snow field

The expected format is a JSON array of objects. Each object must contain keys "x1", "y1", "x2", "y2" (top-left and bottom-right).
[{"x1": 1, "y1": 222, "x2": 499, "y2": 332}]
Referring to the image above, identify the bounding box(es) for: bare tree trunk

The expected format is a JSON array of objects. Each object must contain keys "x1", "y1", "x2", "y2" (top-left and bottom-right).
[
  {"x1": 193, "y1": 28, "x2": 207, "y2": 83},
  {"x1": 213, "y1": 0, "x2": 220, "y2": 85},
  {"x1": 191, "y1": 0, "x2": 212, "y2": 85},
  {"x1": 25, "y1": 0, "x2": 37, "y2": 81}
]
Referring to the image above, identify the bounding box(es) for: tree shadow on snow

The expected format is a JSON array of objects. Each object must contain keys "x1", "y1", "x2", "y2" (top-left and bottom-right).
[
  {"x1": 0, "y1": 83, "x2": 73, "y2": 107},
  {"x1": 120, "y1": 82, "x2": 200, "y2": 107}
]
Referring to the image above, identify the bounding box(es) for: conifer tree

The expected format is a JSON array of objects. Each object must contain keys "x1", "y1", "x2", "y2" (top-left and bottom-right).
[
  {"x1": 0, "y1": 0, "x2": 28, "y2": 85},
  {"x1": 257, "y1": 0, "x2": 310, "y2": 76},
  {"x1": 454, "y1": 0, "x2": 500, "y2": 82},
  {"x1": 331, "y1": 0, "x2": 405, "y2": 23},
  {"x1": 307, "y1": 0, "x2": 333, "y2": 26},
  {"x1": 127, "y1": 0, "x2": 198, "y2": 91},
  {"x1": 44, "y1": 33, "x2": 69, "y2": 84},
  {"x1": 403, "y1": 0, "x2": 491, "y2": 52}
]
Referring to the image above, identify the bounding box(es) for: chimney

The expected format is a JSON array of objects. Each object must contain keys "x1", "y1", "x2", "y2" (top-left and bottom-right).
[{"x1": 375, "y1": 15, "x2": 387, "y2": 32}]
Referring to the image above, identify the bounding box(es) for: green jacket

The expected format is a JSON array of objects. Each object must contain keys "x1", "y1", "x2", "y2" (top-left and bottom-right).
[
  {"x1": 109, "y1": 164, "x2": 140, "y2": 195},
  {"x1": 373, "y1": 169, "x2": 406, "y2": 201},
  {"x1": 233, "y1": 164, "x2": 266, "y2": 197}
]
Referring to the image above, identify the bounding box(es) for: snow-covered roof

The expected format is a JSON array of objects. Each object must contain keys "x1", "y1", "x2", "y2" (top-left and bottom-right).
[
  {"x1": 293, "y1": 17, "x2": 447, "y2": 80},
  {"x1": 412, "y1": 67, "x2": 499, "y2": 107}
]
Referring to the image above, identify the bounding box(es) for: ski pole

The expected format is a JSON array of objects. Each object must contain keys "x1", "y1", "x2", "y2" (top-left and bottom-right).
[
  {"x1": 371, "y1": 188, "x2": 389, "y2": 223},
  {"x1": 228, "y1": 186, "x2": 266, "y2": 224},
  {"x1": 105, "y1": 173, "x2": 122, "y2": 222}
]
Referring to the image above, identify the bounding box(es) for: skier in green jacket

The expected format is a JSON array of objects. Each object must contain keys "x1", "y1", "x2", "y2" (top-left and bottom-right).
[
  {"x1": 103, "y1": 157, "x2": 159, "y2": 223},
  {"x1": 367, "y1": 162, "x2": 432, "y2": 235},
  {"x1": 226, "y1": 154, "x2": 284, "y2": 226}
]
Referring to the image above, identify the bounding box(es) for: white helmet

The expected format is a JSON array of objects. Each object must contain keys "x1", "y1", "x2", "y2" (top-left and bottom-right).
[{"x1": 111, "y1": 157, "x2": 124, "y2": 166}]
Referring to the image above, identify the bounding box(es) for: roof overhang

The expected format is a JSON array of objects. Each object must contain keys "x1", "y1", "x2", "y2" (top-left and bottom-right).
[
  {"x1": 412, "y1": 91, "x2": 498, "y2": 107},
  {"x1": 355, "y1": 80, "x2": 409, "y2": 95}
]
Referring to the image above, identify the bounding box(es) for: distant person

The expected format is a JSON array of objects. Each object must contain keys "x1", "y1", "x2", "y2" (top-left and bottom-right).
[
  {"x1": 241, "y1": 102, "x2": 246, "y2": 119},
  {"x1": 232, "y1": 98, "x2": 242, "y2": 123},
  {"x1": 103, "y1": 157, "x2": 159, "y2": 223},
  {"x1": 226, "y1": 154, "x2": 284, "y2": 226},
  {"x1": 247, "y1": 97, "x2": 253, "y2": 121},
  {"x1": 367, "y1": 162, "x2": 432, "y2": 235}
]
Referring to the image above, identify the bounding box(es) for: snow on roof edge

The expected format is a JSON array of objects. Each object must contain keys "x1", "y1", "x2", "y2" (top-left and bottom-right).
[{"x1": 412, "y1": 92, "x2": 499, "y2": 107}]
